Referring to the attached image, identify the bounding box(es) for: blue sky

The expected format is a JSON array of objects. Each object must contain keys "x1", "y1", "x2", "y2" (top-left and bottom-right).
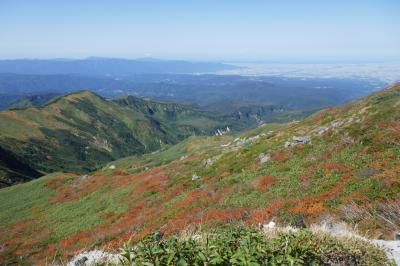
[{"x1": 1, "y1": 0, "x2": 399, "y2": 62}]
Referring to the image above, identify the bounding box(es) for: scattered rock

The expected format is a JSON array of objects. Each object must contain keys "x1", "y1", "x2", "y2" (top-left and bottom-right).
[
  {"x1": 180, "y1": 155, "x2": 188, "y2": 161},
  {"x1": 330, "y1": 120, "x2": 344, "y2": 128},
  {"x1": 68, "y1": 250, "x2": 122, "y2": 266},
  {"x1": 315, "y1": 126, "x2": 329, "y2": 135},
  {"x1": 293, "y1": 136, "x2": 311, "y2": 143},
  {"x1": 74, "y1": 256, "x2": 88, "y2": 266},
  {"x1": 154, "y1": 231, "x2": 164, "y2": 239},
  {"x1": 313, "y1": 216, "x2": 400, "y2": 265},
  {"x1": 263, "y1": 221, "x2": 276, "y2": 230},
  {"x1": 203, "y1": 158, "x2": 215, "y2": 167},
  {"x1": 285, "y1": 135, "x2": 311, "y2": 148},
  {"x1": 191, "y1": 234, "x2": 202, "y2": 241},
  {"x1": 235, "y1": 135, "x2": 261, "y2": 146},
  {"x1": 220, "y1": 142, "x2": 231, "y2": 147},
  {"x1": 258, "y1": 153, "x2": 270, "y2": 164},
  {"x1": 284, "y1": 141, "x2": 291, "y2": 148},
  {"x1": 373, "y1": 240, "x2": 400, "y2": 265},
  {"x1": 342, "y1": 134, "x2": 355, "y2": 144},
  {"x1": 192, "y1": 174, "x2": 201, "y2": 181},
  {"x1": 78, "y1": 175, "x2": 89, "y2": 181}
]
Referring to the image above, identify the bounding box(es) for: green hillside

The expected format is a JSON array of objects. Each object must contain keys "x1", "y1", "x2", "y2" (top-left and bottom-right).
[
  {"x1": 0, "y1": 84, "x2": 399, "y2": 264},
  {"x1": 0, "y1": 91, "x2": 256, "y2": 187}
]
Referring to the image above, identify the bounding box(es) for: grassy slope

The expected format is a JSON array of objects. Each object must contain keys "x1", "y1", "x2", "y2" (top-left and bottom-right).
[
  {"x1": 0, "y1": 91, "x2": 253, "y2": 186},
  {"x1": 0, "y1": 84, "x2": 399, "y2": 264}
]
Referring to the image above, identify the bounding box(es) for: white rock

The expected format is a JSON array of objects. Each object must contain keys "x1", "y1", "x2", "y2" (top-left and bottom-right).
[
  {"x1": 293, "y1": 135, "x2": 311, "y2": 143},
  {"x1": 330, "y1": 120, "x2": 344, "y2": 128},
  {"x1": 203, "y1": 158, "x2": 214, "y2": 167},
  {"x1": 284, "y1": 141, "x2": 292, "y2": 148},
  {"x1": 220, "y1": 142, "x2": 231, "y2": 147},
  {"x1": 263, "y1": 221, "x2": 276, "y2": 230},
  {"x1": 258, "y1": 153, "x2": 271, "y2": 164},
  {"x1": 316, "y1": 126, "x2": 329, "y2": 135},
  {"x1": 373, "y1": 240, "x2": 400, "y2": 265},
  {"x1": 109, "y1": 165, "x2": 116, "y2": 170},
  {"x1": 68, "y1": 250, "x2": 122, "y2": 266},
  {"x1": 191, "y1": 174, "x2": 201, "y2": 181},
  {"x1": 285, "y1": 135, "x2": 311, "y2": 148}
]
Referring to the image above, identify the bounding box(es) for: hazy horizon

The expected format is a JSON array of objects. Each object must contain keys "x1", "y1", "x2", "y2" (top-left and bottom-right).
[{"x1": 1, "y1": 56, "x2": 400, "y2": 65}]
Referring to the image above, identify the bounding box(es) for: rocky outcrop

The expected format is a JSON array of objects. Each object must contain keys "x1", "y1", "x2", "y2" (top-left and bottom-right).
[{"x1": 284, "y1": 135, "x2": 311, "y2": 148}]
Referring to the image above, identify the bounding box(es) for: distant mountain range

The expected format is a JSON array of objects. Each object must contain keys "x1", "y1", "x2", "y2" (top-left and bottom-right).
[
  {"x1": 0, "y1": 57, "x2": 239, "y2": 76},
  {"x1": 0, "y1": 73, "x2": 384, "y2": 111},
  {"x1": 5, "y1": 93, "x2": 60, "y2": 109}
]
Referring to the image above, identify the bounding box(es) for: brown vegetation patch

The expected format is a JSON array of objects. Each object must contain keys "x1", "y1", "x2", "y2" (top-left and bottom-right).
[
  {"x1": 300, "y1": 165, "x2": 317, "y2": 182},
  {"x1": 254, "y1": 175, "x2": 275, "y2": 192},
  {"x1": 272, "y1": 151, "x2": 290, "y2": 162},
  {"x1": 251, "y1": 199, "x2": 288, "y2": 223}
]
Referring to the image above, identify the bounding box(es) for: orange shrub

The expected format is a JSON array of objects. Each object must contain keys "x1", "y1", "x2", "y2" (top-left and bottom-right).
[{"x1": 254, "y1": 175, "x2": 275, "y2": 192}]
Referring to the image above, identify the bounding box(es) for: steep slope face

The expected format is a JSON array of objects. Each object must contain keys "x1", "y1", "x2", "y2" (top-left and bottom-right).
[
  {"x1": 0, "y1": 146, "x2": 42, "y2": 188},
  {"x1": 0, "y1": 84, "x2": 399, "y2": 264},
  {"x1": 115, "y1": 95, "x2": 263, "y2": 132},
  {"x1": 115, "y1": 96, "x2": 224, "y2": 133},
  {"x1": 0, "y1": 91, "x2": 243, "y2": 186}
]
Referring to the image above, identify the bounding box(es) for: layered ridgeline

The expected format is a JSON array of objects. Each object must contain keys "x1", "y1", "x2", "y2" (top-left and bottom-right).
[
  {"x1": 0, "y1": 84, "x2": 399, "y2": 264},
  {"x1": 0, "y1": 91, "x2": 257, "y2": 187},
  {"x1": 5, "y1": 93, "x2": 60, "y2": 109}
]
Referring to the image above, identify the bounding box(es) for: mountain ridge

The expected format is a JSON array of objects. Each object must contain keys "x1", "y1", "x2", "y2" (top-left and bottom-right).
[
  {"x1": 0, "y1": 90, "x2": 265, "y2": 187},
  {"x1": 0, "y1": 91, "x2": 216, "y2": 186}
]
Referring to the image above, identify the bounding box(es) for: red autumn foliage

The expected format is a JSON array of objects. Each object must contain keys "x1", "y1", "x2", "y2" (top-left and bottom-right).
[
  {"x1": 254, "y1": 175, "x2": 275, "y2": 192},
  {"x1": 251, "y1": 199, "x2": 287, "y2": 224},
  {"x1": 272, "y1": 151, "x2": 290, "y2": 162},
  {"x1": 322, "y1": 162, "x2": 350, "y2": 175},
  {"x1": 113, "y1": 169, "x2": 128, "y2": 176},
  {"x1": 288, "y1": 181, "x2": 345, "y2": 216},
  {"x1": 202, "y1": 208, "x2": 246, "y2": 223}
]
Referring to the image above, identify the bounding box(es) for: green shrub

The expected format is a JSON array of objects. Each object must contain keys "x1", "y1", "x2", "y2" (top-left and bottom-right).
[{"x1": 116, "y1": 225, "x2": 394, "y2": 265}]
